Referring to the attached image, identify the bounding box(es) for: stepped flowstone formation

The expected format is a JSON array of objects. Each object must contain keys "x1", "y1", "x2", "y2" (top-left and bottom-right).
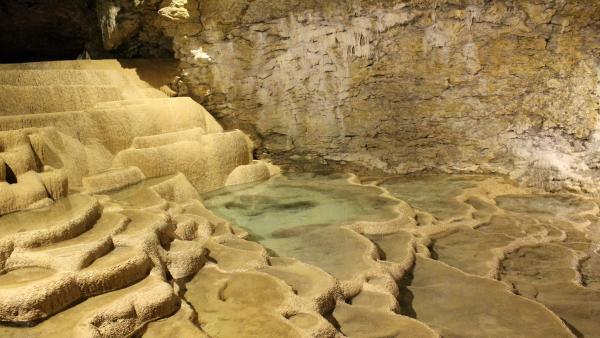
[{"x1": 0, "y1": 60, "x2": 598, "y2": 338}]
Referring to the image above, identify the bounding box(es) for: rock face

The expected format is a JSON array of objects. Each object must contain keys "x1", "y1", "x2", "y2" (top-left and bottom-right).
[
  {"x1": 95, "y1": 0, "x2": 174, "y2": 57},
  {"x1": 113, "y1": 0, "x2": 600, "y2": 192}
]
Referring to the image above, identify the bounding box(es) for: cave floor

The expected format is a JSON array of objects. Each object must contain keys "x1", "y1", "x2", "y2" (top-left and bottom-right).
[{"x1": 0, "y1": 172, "x2": 598, "y2": 337}]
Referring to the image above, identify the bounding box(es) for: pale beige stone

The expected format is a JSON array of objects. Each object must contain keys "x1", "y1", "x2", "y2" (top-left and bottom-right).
[
  {"x1": 225, "y1": 160, "x2": 271, "y2": 187},
  {"x1": 82, "y1": 167, "x2": 145, "y2": 194}
]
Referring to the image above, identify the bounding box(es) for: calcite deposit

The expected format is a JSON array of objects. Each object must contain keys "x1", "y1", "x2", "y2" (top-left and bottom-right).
[
  {"x1": 0, "y1": 0, "x2": 599, "y2": 337},
  {"x1": 0, "y1": 60, "x2": 277, "y2": 335}
]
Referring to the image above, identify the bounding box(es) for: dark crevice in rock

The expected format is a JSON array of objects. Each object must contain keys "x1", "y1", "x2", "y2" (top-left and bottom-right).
[
  {"x1": 396, "y1": 262, "x2": 417, "y2": 319},
  {"x1": 323, "y1": 310, "x2": 342, "y2": 331},
  {"x1": 563, "y1": 319, "x2": 585, "y2": 338},
  {"x1": 4, "y1": 164, "x2": 17, "y2": 185},
  {"x1": 0, "y1": 0, "x2": 102, "y2": 63},
  {"x1": 427, "y1": 241, "x2": 439, "y2": 260}
]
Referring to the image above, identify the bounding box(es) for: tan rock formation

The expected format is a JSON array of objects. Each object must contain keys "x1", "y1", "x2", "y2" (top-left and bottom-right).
[
  {"x1": 1, "y1": 5, "x2": 599, "y2": 335},
  {"x1": 0, "y1": 60, "x2": 273, "y2": 216},
  {"x1": 0, "y1": 59, "x2": 285, "y2": 337}
]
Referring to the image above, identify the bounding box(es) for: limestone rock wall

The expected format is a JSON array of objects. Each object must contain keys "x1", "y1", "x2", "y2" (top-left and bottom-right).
[
  {"x1": 95, "y1": 0, "x2": 174, "y2": 57},
  {"x1": 106, "y1": 0, "x2": 600, "y2": 192}
]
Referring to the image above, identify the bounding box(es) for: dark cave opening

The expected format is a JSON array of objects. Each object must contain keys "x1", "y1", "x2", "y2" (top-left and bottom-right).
[
  {"x1": 0, "y1": 0, "x2": 101, "y2": 63},
  {"x1": 4, "y1": 163, "x2": 17, "y2": 184}
]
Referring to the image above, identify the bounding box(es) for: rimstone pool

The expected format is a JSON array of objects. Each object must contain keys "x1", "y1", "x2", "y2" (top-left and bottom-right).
[
  {"x1": 199, "y1": 173, "x2": 600, "y2": 338},
  {"x1": 200, "y1": 173, "x2": 400, "y2": 249},
  {"x1": 2, "y1": 3, "x2": 600, "y2": 337},
  {"x1": 0, "y1": 172, "x2": 599, "y2": 337}
]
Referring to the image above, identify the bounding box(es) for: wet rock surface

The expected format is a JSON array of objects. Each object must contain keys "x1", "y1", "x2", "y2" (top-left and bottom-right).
[
  {"x1": 197, "y1": 173, "x2": 598, "y2": 337},
  {"x1": 0, "y1": 59, "x2": 598, "y2": 337},
  {"x1": 1, "y1": 171, "x2": 599, "y2": 336},
  {"x1": 0, "y1": 60, "x2": 277, "y2": 337}
]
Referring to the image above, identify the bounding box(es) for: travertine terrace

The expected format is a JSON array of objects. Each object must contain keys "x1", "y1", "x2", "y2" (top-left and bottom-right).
[
  {"x1": 0, "y1": 64, "x2": 597, "y2": 336},
  {"x1": 0, "y1": 0, "x2": 599, "y2": 337},
  {"x1": 0, "y1": 60, "x2": 279, "y2": 336}
]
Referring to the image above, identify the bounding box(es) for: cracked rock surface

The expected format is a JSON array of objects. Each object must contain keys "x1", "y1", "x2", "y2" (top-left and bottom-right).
[{"x1": 112, "y1": 0, "x2": 600, "y2": 193}]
